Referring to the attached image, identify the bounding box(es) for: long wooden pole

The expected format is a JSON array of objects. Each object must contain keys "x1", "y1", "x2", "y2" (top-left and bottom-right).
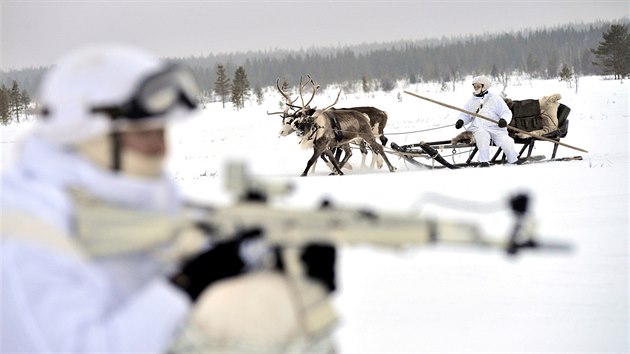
[{"x1": 403, "y1": 90, "x2": 589, "y2": 154}]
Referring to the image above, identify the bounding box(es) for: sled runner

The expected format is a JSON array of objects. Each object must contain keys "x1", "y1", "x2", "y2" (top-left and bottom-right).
[{"x1": 389, "y1": 99, "x2": 584, "y2": 169}]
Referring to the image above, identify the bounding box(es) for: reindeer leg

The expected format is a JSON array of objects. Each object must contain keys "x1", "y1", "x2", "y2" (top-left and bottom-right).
[
  {"x1": 374, "y1": 151, "x2": 384, "y2": 169},
  {"x1": 358, "y1": 141, "x2": 369, "y2": 169},
  {"x1": 302, "y1": 143, "x2": 328, "y2": 177},
  {"x1": 337, "y1": 144, "x2": 353, "y2": 171},
  {"x1": 373, "y1": 154, "x2": 385, "y2": 169},
  {"x1": 368, "y1": 140, "x2": 396, "y2": 172},
  {"x1": 319, "y1": 153, "x2": 334, "y2": 173},
  {"x1": 334, "y1": 147, "x2": 343, "y2": 163},
  {"x1": 380, "y1": 134, "x2": 388, "y2": 147},
  {"x1": 366, "y1": 143, "x2": 383, "y2": 169},
  {"x1": 335, "y1": 146, "x2": 353, "y2": 170},
  {"x1": 303, "y1": 139, "x2": 341, "y2": 176},
  {"x1": 301, "y1": 153, "x2": 320, "y2": 177},
  {"x1": 323, "y1": 148, "x2": 344, "y2": 175}
]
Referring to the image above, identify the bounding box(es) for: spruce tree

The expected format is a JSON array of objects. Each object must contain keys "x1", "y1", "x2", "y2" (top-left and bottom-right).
[
  {"x1": 254, "y1": 85, "x2": 264, "y2": 105},
  {"x1": 0, "y1": 86, "x2": 10, "y2": 125},
  {"x1": 591, "y1": 24, "x2": 630, "y2": 79},
  {"x1": 559, "y1": 64, "x2": 573, "y2": 84},
  {"x1": 231, "y1": 66, "x2": 250, "y2": 111},
  {"x1": 361, "y1": 75, "x2": 370, "y2": 94},
  {"x1": 20, "y1": 89, "x2": 31, "y2": 119},
  {"x1": 214, "y1": 64, "x2": 231, "y2": 108},
  {"x1": 9, "y1": 81, "x2": 21, "y2": 123}
]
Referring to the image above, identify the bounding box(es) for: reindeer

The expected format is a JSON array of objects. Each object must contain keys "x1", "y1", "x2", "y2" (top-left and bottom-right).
[
  {"x1": 292, "y1": 105, "x2": 397, "y2": 177},
  {"x1": 331, "y1": 106, "x2": 388, "y2": 169},
  {"x1": 334, "y1": 106, "x2": 388, "y2": 146},
  {"x1": 269, "y1": 76, "x2": 389, "y2": 171},
  {"x1": 269, "y1": 77, "x2": 360, "y2": 172}
]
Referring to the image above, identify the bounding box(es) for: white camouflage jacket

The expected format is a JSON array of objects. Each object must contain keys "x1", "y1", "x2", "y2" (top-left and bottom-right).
[
  {"x1": 1, "y1": 136, "x2": 191, "y2": 353},
  {"x1": 458, "y1": 91, "x2": 513, "y2": 131}
]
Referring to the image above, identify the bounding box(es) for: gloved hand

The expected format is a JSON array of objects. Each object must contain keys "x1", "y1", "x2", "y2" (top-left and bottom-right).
[
  {"x1": 498, "y1": 118, "x2": 508, "y2": 128},
  {"x1": 170, "y1": 228, "x2": 267, "y2": 301},
  {"x1": 455, "y1": 119, "x2": 464, "y2": 129},
  {"x1": 301, "y1": 243, "x2": 337, "y2": 293},
  {"x1": 274, "y1": 243, "x2": 337, "y2": 293}
]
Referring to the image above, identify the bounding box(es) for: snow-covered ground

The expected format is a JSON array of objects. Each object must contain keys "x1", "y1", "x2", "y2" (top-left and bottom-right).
[{"x1": 2, "y1": 75, "x2": 628, "y2": 352}]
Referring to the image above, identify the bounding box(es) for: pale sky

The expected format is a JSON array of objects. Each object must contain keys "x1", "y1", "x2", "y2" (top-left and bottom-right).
[{"x1": 1, "y1": 0, "x2": 628, "y2": 70}]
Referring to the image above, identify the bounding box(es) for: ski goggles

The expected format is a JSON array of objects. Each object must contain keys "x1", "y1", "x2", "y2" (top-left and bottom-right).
[{"x1": 92, "y1": 63, "x2": 199, "y2": 124}]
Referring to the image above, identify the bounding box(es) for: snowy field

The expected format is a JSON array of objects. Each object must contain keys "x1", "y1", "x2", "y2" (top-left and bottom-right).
[{"x1": 1, "y1": 75, "x2": 628, "y2": 353}]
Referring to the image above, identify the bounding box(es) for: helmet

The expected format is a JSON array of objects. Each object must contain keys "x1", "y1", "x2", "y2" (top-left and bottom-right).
[
  {"x1": 472, "y1": 76, "x2": 492, "y2": 89},
  {"x1": 36, "y1": 44, "x2": 199, "y2": 146}
]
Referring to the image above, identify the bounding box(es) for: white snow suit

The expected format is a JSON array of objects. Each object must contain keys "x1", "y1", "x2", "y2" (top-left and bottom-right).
[{"x1": 458, "y1": 92, "x2": 518, "y2": 163}]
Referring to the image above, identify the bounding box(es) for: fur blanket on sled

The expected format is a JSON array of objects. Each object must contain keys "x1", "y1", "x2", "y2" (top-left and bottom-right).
[
  {"x1": 515, "y1": 93, "x2": 562, "y2": 139},
  {"x1": 451, "y1": 131, "x2": 475, "y2": 145}
]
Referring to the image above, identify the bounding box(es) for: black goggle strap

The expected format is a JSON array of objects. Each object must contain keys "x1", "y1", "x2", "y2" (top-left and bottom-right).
[{"x1": 110, "y1": 131, "x2": 122, "y2": 172}]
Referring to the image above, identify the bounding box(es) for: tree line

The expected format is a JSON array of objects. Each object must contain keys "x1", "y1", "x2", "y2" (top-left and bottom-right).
[
  {"x1": 183, "y1": 21, "x2": 628, "y2": 97},
  {"x1": 1, "y1": 20, "x2": 628, "y2": 123}
]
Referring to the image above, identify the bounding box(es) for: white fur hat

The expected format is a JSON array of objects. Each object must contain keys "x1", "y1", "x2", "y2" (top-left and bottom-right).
[{"x1": 472, "y1": 76, "x2": 492, "y2": 89}]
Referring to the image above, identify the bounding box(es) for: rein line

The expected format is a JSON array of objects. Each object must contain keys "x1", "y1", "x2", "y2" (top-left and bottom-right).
[{"x1": 330, "y1": 123, "x2": 455, "y2": 137}]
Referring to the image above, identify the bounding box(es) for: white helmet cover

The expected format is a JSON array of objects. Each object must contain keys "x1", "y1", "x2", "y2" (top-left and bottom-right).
[
  {"x1": 36, "y1": 44, "x2": 165, "y2": 145},
  {"x1": 472, "y1": 75, "x2": 492, "y2": 89}
]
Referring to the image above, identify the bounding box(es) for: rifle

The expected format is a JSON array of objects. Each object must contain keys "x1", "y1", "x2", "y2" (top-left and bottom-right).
[
  {"x1": 190, "y1": 162, "x2": 569, "y2": 256},
  {"x1": 176, "y1": 162, "x2": 573, "y2": 345}
]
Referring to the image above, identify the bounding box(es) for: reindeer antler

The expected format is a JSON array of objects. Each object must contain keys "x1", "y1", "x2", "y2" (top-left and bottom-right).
[
  {"x1": 322, "y1": 89, "x2": 342, "y2": 111},
  {"x1": 275, "y1": 78, "x2": 300, "y2": 109},
  {"x1": 298, "y1": 75, "x2": 318, "y2": 110},
  {"x1": 266, "y1": 107, "x2": 290, "y2": 116}
]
